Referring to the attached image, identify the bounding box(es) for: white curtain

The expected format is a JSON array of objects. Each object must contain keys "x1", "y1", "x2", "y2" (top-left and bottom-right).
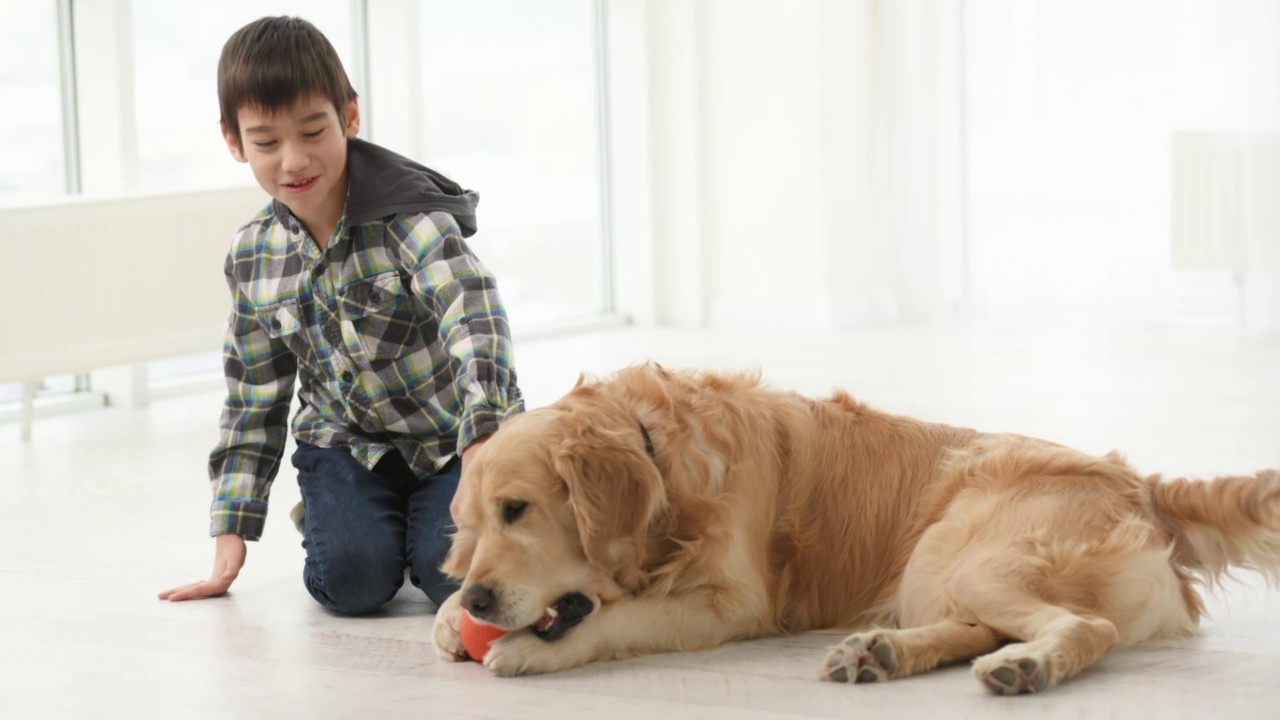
[{"x1": 822, "y1": 0, "x2": 965, "y2": 327}]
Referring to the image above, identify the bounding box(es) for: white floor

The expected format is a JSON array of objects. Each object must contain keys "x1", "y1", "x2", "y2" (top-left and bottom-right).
[{"x1": 3, "y1": 324, "x2": 1279, "y2": 719}]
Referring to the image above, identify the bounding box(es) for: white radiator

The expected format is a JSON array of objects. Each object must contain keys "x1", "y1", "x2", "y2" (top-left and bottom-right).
[
  {"x1": 1171, "y1": 132, "x2": 1280, "y2": 275},
  {"x1": 0, "y1": 187, "x2": 268, "y2": 382}
]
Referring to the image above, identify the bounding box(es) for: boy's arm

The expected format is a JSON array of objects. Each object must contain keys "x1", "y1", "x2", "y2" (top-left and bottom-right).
[
  {"x1": 207, "y1": 257, "x2": 298, "y2": 541},
  {"x1": 398, "y1": 212, "x2": 523, "y2": 453}
]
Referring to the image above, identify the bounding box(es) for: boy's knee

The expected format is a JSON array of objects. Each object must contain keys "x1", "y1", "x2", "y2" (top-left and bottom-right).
[{"x1": 304, "y1": 553, "x2": 403, "y2": 616}]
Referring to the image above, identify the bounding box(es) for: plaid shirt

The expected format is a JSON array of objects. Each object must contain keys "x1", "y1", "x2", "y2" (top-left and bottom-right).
[{"x1": 208, "y1": 199, "x2": 523, "y2": 540}]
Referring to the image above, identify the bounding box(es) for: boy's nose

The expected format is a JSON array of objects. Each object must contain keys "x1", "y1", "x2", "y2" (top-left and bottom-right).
[{"x1": 281, "y1": 147, "x2": 311, "y2": 174}]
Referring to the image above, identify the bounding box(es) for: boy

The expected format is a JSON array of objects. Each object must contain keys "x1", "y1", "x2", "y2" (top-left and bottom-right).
[{"x1": 159, "y1": 16, "x2": 523, "y2": 614}]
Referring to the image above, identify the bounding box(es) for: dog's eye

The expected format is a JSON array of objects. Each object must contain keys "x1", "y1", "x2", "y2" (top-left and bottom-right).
[{"x1": 502, "y1": 500, "x2": 528, "y2": 524}]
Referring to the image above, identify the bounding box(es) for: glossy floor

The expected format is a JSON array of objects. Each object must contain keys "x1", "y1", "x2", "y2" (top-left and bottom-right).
[{"x1": 3, "y1": 325, "x2": 1278, "y2": 719}]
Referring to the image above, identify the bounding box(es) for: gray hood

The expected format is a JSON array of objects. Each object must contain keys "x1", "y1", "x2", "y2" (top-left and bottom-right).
[{"x1": 343, "y1": 137, "x2": 480, "y2": 237}]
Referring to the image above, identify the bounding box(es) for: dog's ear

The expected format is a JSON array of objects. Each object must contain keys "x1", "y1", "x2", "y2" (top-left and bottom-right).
[{"x1": 554, "y1": 419, "x2": 665, "y2": 590}]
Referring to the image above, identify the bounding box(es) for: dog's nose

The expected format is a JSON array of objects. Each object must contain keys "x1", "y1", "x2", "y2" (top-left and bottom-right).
[{"x1": 461, "y1": 585, "x2": 496, "y2": 619}]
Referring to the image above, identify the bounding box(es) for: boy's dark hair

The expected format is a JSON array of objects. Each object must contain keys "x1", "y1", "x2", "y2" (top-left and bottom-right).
[{"x1": 218, "y1": 16, "x2": 357, "y2": 148}]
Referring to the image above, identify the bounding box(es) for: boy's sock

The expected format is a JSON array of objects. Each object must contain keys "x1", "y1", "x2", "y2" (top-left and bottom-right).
[{"x1": 289, "y1": 501, "x2": 306, "y2": 535}]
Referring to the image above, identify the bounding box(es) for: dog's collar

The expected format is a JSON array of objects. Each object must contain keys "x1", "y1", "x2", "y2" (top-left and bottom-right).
[{"x1": 638, "y1": 421, "x2": 657, "y2": 461}]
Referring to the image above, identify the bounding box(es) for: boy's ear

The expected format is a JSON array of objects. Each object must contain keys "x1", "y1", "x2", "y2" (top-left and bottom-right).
[
  {"x1": 343, "y1": 99, "x2": 360, "y2": 139},
  {"x1": 221, "y1": 122, "x2": 247, "y2": 163}
]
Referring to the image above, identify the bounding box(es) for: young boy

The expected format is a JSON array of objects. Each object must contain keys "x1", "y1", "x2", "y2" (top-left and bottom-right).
[{"x1": 159, "y1": 16, "x2": 524, "y2": 614}]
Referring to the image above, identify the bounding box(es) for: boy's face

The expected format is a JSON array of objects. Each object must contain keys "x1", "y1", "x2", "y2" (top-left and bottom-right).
[{"x1": 223, "y1": 95, "x2": 360, "y2": 233}]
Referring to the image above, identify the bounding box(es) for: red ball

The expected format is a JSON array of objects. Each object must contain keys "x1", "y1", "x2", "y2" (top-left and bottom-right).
[{"x1": 459, "y1": 610, "x2": 509, "y2": 662}]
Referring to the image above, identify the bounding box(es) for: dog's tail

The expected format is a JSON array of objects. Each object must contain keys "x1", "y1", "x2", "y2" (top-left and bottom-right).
[{"x1": 1149, "y1": 469, "x2": 1280, "y2": 586}]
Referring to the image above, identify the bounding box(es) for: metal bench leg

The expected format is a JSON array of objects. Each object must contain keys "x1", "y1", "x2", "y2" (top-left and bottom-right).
[{"x1": 19, "y1": 379, "x2": 39, "y2": 441}]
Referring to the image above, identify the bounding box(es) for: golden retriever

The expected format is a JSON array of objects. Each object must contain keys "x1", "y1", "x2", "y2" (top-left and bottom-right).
[{"x1": 431, "y1": 364, "x2": 1280, "y2": 694}]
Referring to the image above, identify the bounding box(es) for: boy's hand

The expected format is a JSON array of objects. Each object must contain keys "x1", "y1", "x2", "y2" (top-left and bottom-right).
[
  {"x1": 158, "y1": 533, "x2": 247, "y2": 601},
  {"x1": 451, "y1": 436, "x2": 489, "y2": 523}
]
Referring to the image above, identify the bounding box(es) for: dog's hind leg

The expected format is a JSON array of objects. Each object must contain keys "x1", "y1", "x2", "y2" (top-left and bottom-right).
[
  {"x1": 819, "y1": 620, "x2": 1001, "y2": 683},
  {"x1": 967, "y1": 587, "x2": 1119, "y2": 695}
]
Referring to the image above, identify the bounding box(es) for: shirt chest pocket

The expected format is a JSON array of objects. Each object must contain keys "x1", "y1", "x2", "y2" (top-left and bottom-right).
[
  {"x1": 255, "y1": 301, "x2": 303, "y2": 338},
  {"x1": 253, "y1": 299, "x2": 318, "y2": 369},
  {"x1": 338, "y1": 271, "x2": 423, "y2": 360}
]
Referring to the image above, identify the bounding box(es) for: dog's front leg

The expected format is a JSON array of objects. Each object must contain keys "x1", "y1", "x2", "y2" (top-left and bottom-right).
[{"x1": 483, "y1": 591, "x2": 761, "y2": 676}]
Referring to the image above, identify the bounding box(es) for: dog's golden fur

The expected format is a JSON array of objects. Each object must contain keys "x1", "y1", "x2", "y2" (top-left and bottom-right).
[{"x1": 432, "y1": 364, "x2": 1280, "y2": 693}]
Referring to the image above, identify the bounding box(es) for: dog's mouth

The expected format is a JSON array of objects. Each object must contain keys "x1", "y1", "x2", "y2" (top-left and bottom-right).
[{"x1": 529, "y1": 592, "x2": 594, "y2": 641}]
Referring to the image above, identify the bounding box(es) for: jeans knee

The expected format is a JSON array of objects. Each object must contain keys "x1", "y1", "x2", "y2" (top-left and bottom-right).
[{"x1": 304, "y1": 554, "x2": 403, "y2": 616}]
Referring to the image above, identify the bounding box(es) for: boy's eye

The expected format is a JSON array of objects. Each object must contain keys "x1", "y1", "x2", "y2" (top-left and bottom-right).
[
  {"x1": 502, "y1": 500, "x2": 528, "y2": 524},
  {"x1": 253, "y1": 140, "x2": 278, "y2": 149},
  {"x1": 304, "y1": 129, "x2": 324, "y2": 139}
]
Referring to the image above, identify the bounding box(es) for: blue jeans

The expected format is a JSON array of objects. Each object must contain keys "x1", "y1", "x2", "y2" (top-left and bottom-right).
[{"x1": 291, "y1": 442, "x2": 460, "y2": 615}]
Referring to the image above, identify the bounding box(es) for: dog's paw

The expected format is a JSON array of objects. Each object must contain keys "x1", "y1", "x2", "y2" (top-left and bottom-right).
[
  {"x1": 431, "y1": 592, "x2": 468, "y2": 662},
  {"x1": 820, "y1": 631, "x2": 900, "y2": 684},
  {"x1": 483, "y1": 632, "x2": 594, "y2": 677},
  {"x1": 483, "y1": 632, "x2": 557, "y2": 677},
  {"x1": 972, "y1": 645, "x2": 1050, "y2": 695}
]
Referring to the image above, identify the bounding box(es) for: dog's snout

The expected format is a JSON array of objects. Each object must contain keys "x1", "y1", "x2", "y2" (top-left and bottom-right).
[{"x1": 461, "y1": 585, "x2": 496, "y2": 619}]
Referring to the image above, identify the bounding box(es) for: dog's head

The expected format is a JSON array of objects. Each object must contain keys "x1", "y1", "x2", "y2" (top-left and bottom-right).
[{"x1": 442, "y1": 380, "x2": 667, "y2": 639}]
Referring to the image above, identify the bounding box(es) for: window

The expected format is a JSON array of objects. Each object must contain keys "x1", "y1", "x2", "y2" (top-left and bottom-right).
[
  {"x1": 130, "y1": 0, "x2": 357, "y2": 192},
  {"x1": 0, "y1": 1, "x2": 73, "y2": 409},
  {"x1": 0, "y1": 0, "x2": 66, "y2": 200},
  {"x1": 415, "y1": 0, "x2": 608, "y2": 327}
]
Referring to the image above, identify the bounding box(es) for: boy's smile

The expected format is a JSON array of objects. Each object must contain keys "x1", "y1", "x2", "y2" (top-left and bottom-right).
[
  {"x1": 283, "y1": 176, "x2": 320, "y2": 193},
  {"x1": 223, "y1": 95, "x2": 360, "y2": 248}
]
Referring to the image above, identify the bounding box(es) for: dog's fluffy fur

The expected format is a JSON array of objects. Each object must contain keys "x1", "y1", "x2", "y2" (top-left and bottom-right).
[{"x1": 432, "y1": 364, "x2": 1280, "y2": 693}]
